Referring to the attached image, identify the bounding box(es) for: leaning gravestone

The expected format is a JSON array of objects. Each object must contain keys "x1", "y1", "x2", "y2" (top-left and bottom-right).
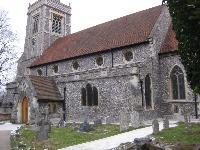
[
  {"x1": 120, "y1": 111, "x2": 129, "y2": 132},
  {"x1": 163, "y1": 118, "x2": 169, "y2": 129},
  {"x1": 152, "y1": 119, "x2": 159, "y2": 134},
  {"x1": 130, "y1": 111, "x2": 140, "y2": 128}
]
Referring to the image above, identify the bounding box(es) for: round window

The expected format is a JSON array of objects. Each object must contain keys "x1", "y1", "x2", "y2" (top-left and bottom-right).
[
  {"x1": 37, "y1": 69, "x2": 42, "y2": 76},
  {"x1": 124, "y1": 51, "x2": 133, "y2": 61},
  {"x1": 53, "y1": 65, "x2": 58, "y2": 73},
  {"x1": 72, "y1": 61, "x2": 79, "y2": 70},
  {"x1": 96, "y1": 56, "x2": 103, "y2": 66}
]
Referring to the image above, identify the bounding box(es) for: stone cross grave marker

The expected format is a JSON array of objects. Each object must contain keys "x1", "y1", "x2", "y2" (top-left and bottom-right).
[
  {"x1": 120, "y1": 111, "x2": 129, "y2": 132},
  {"x1": 152, "y1": 119, "x2": 159, "y2": 134},
  {"x1": 37, "y1": 118, "x2": 48, "y2": 141},
  {"x1": 130, "y1": 111, "x2": 140, "y2": 128},
  {"x1": 163, "y1": 117, "x2": 169, "y2": 129},
  {"x1": 58, "y1": 108, "x2": 65, "y2": 128}
]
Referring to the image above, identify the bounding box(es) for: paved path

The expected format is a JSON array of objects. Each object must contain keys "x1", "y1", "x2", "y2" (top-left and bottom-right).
[
  {"x1": 59, "y1": 121, "x2": 177, "y2": 150},
  {"x1": 0, "y1": 131, "x2": 11, "y2": 150},
  {"x1": 0, "y1": 123, "x2": 22, "y2": 150}
]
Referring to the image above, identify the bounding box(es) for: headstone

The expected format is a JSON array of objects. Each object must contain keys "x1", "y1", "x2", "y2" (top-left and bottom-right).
[
  {"x1": 152, "y1": 119, "x2": 159, "y2": 134},
  {"x1": 79, "y1": 121, "x2": 91, "y2": 132},
  {"x1": 94, "y1": 118, "x2": 102, "y2": 126},
  {"x1": 120, "y1": 111, "x2": 129, "y2": 132},
  {"x1": 163, "y1": 118, "x2": 169, "y2": 129},
  {"x1": 104, "y1": 116, "x2": 112, "y2": 124},
  {"x1": 37, "y1": 119, "x2": 48, "y2": 141},
  {"x1": 130, "y1": 111, "x2": 140, "y2": 128},
  {"x1": 79, "y1": 107, "x2": 91, "y2": 132}
]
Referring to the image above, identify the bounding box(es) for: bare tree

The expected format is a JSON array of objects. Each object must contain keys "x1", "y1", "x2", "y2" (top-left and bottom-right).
[{"x1": 0, "y1": 10, "x2": 19, "y2": 91}]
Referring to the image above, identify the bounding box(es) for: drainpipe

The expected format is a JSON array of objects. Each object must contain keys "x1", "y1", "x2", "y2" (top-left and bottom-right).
[
  {"x1": 63, "y1": 87, "x2": 66, "y2": 121},
  {"x1": 140, "y1": 80, "x2": 144, "y2": 107}
]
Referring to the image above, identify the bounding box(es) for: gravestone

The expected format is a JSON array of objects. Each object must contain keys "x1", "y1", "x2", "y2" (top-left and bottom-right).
[
  {"x1": 152, "y1": 119, "x2": 159, "y2": 134},
  {"x1": 58, "y1": 108, "x2": 65, "y2": 128},
  {"x1": 163, "y1": 118, "x2": 169, "y2": 129},
  {"x1": 130, "y1": 111, "x2": 140, "y2": 128},
  {"x1": 79, "y1": 107, "x2": 91, "y2": 132},
  {"x1": 120, "y1": 111, "x2": 129, "y2": 132},
  {"x1": 104, "y1": 116, "x2": 112, "y2": 124},
  {"x1": 37, "y1": 119, "x2": 48, "y2": 141},
  {"x1": 94, "y1": 118, "x2": 102, "y2": 126}
]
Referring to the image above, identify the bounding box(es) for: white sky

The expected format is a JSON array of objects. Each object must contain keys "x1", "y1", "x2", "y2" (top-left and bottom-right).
[{"x1": 0, "y1": 0, "x2": 162, "y2": 51}]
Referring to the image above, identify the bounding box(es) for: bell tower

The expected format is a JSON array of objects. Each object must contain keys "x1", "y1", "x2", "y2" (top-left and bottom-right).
[{"x1": 17, "y1": 0, "x2": 71, "y2": 76}]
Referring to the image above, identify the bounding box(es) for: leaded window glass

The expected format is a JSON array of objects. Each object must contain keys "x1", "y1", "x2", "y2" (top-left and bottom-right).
[
  {"x1": 170, "y1": 66, "x2": 186, "y2": 99},
  {"x1": 145, "y1": 74, "x2": 152, "y2": 109},
  {"x1": 81, "y1": 84, "x2": 99, "y2": 106}
]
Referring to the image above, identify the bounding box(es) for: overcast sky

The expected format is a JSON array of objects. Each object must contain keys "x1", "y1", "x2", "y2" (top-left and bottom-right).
[{"x1": 0, "y1": 0, "x2": 162, "y2": 51}]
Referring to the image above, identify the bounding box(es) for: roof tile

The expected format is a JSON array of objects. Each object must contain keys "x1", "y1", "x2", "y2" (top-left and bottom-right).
[{"x1": 31, "y1": 5, "x2": 165, "y2": 67}]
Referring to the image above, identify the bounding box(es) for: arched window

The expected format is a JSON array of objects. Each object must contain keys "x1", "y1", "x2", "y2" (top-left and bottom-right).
[
  {"x1": 37, "y1": 69, "x2": 43, "y2": 76},
  {"x1": 96, "y1": 56, "x2": 103, "y2": 66},
  {"x1": 86, "y1": 84, "x2": 93, "y2": 106},
  {"x1": 53, "y1": 104, "x2": 57, "y2": 113},
  {"x1": 81, "y1": 88, "x2": 86, "y2": 106},
  {"x1": 93, "y1": 86, "x2": 98, "y2": 106},
  {"x1": 145, "y1": 74, "x2": 152, "y2": 109},
  {"x1": 53, "y1": 65, "x2": 59, "y2": 73},
  {"x1": 170, "y1": 66, "x2": 186, "y2": 99},
  {"x1": 72, "y1": 61, "x2": 79, "y2": 70},
  {"x1": 81, "y1": 84, "x2": 99, "y2": 106},
  {"x1": 124, "y1": 51, "x2": 133, "y2": 61}
]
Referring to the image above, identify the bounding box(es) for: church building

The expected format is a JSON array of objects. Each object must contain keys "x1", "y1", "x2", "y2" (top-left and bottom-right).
[{"x1": 3, "y1": 0, "x2": 196, "y2": 124}]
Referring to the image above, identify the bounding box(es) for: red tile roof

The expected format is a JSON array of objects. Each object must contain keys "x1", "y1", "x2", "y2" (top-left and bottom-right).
[
  {"x1": 160, "y1": 23, "x2": 178, "y2": 54},
  {"x1": 29, "y1": 75, "x2": 62, "y2": 101},
  {"x1": 31, "y1": 5, "x2": 165, "y2": 67}
]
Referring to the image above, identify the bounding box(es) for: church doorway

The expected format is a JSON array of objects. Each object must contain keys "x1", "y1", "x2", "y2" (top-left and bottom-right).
[{"x1": 21, "y1": 97, "x2": 29, "y2": 124}]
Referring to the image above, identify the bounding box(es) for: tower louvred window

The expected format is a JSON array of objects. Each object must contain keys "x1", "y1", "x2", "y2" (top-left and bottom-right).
[
  {"x1": 33, "y1": 15, "x2": 39, "y2": 34},
  {"x1": 52, "y1": 14, "x2": 62, "y2": 34}
]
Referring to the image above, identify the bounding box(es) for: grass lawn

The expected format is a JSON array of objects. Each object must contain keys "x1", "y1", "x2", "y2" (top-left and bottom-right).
[
  {"x1": 155, "y1": 122, "x2": 200, "y2": 144},
  {"x1": 11, "y1": 124, "x2": 138, "y2": 150}
]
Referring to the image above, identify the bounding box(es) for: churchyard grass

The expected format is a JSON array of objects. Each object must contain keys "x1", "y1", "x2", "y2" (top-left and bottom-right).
[
  {"x1": 155, "y1": 122, "x2": 200, "y2": 144},
  {"x1": 11, "y1": 124, "x2": 139, "y2": 150}
]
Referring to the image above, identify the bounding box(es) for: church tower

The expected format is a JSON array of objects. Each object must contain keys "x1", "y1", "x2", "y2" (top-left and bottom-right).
[{"x1": 17, "y1": 0, "x2": 71, "y2": 76}]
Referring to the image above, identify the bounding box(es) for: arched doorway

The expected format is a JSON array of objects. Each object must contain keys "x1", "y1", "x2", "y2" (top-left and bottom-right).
[{"x1": 21, "y1": 97, "x2": 29, "y2": 123}]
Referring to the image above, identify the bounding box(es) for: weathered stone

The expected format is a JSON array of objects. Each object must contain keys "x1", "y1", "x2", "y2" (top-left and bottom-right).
[
  {"x1": 134, "y1": 137, "x2": 152, "y2": 144},
  {"x1": 120, "y1": 111, "x2": 129, "y2": 132},
  {"x1": 130, "y1": 111, "x2": 140, "y2": 128},
  {"x1": 37, "y1": 120, "x2": 48, "y2": 141},
  {"x1": 94, "y1": 119, "x2": 102, "y2": 126},
  {"x1": 2, "y1": 1, "x2": 197, "y2": 126},
  {"x1": 163, "y1": 118, "x2": 169, "y2": 129},
  {"x1": 152, "y1": 119, "x2": 159, "y2": 134},
  {"x1": 79, "y1": 121, "x2": 91, "y2": 132}
]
